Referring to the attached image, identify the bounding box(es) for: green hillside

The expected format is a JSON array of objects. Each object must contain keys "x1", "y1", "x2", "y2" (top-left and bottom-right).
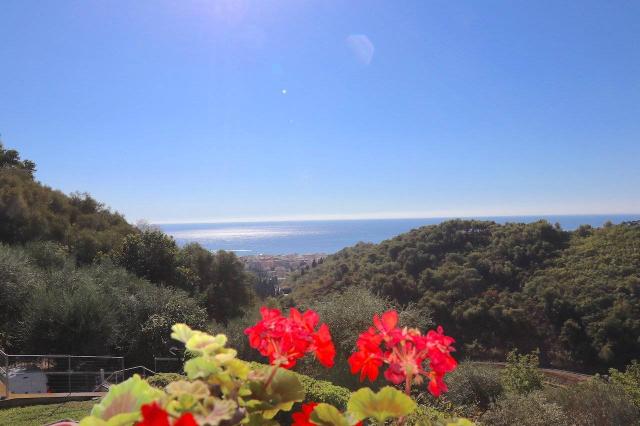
[{"x1": 289, "y1": 219, "x2": 640, "y2": 372}]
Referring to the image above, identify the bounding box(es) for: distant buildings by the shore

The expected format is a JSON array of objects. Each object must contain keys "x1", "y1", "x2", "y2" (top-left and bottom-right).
[{"x1": 241, "y1": 253, "x2": 325, "y2": 290}]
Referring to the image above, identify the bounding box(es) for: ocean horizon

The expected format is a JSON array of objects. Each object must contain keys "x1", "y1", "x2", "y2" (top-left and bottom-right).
[{"x1": 158, "y1": 214, "x2": 640, "y2": 256}]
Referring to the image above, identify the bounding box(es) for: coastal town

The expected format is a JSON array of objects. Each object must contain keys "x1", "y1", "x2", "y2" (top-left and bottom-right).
[{"x1": 241, "y1": 253, "x2": 325, "y2": 292}]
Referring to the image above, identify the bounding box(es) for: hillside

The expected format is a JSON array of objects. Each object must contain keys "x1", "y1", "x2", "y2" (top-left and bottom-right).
[
  {"x1": 0, "y1": 142, "x2": 135, "y2": 264},
  {"x1": 0, "y1": 143, "x2": 253, "y2": 361},
  {"x1": 289, "y1": 219, "x2": 640, "y2": 372}
]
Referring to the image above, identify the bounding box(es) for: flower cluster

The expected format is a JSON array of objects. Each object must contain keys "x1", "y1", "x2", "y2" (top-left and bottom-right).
[
  {"x1": 137, "y1": 402, "x2": 197, "y2": 426},
  {"x1": 244, "y1": 307, "x2": 336, "y2": 368},
  {"x1": 348, "y1": 310, "x2": 457, "y2": 396}
]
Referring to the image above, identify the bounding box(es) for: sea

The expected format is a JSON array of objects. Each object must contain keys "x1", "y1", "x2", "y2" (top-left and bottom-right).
[{"x1": 158, "y1": 215, "x2": 639, "y2": 256}]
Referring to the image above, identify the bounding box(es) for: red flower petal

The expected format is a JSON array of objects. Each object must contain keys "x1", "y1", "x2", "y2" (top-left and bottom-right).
[
  {"x1": 138, "y1": 402, "x2": 170, "y2": 426},
  {"x1": 173, "y1": 413, "x2": 198, "y2": 426},
  {"x1": 292, "y1": 402, "x2": 318, "y2": 426}
]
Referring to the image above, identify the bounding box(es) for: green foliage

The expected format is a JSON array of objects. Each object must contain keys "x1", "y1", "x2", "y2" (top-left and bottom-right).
[
  {"x1": 290, "y1": 220, "x2": 570, "y2": 365},
  {"x1": 480, "y1": 391, "x2": 568, "y2": 426},
  {"x1": 609, "y1": 360, "x2": 640, "y2": 408},
  {"x1": 0, "y1": 401, "x2": 94, "y2": 426},
  {"x1": 248, "y1": 362, "x2": 352, "y2": 410},
  {"x1": 501, "y1": 350, "x2": 544, "y2": 395},
  {"x1": 0, "y1": 244, "x2": 41, "y2": 348},
  {"x1": 79, "y1": 375, "x2": 165, "y2": 426},
  {"x1": 444, "y1": 362, "x2": 503, "y2": 412},
  {"x1": 290, "y1": 219, "x2": 640, "y2": 372},
  {"x1": 113, "y1": 236, "x2": 253, "y2": 323},
  {"x1": 0, "y1": 154, "x2": 134, "y2": 263},
  {"x1": 544, "y1": 379, "x2": 640, "y2": 426},
  {"x1": 77, "y1": 325, "x2": 468, "y2": 426},
  {"x1": 347, "y1": 386, "x2": 416, "y2": 423},
  {"x1": 0, "y1": 145, "x2": 252, "y2": 358},
  {"x1": 0, "y1": 242, "x2": 207, "y2": 362},
  {"x1": 297, "y1": 373, "x2": 352, "y2": 410},
  {"x1": 112, "y1": 229, "x2": 182, "y2": 288},
  {"x1": 0, "y1": 141, "x2": 36, "y2": 176},
  {"x1": 525, "y1": 222, "x2": 640, "y2": 370},
  {"x1": 310, "y1": 403, "x2": 353, "y2": 426},
  {"x1": 295, "y1": 286, "x2": 432, "y2": 389},
  {"x1": 148, "y1": 373, "x2": 186, "y2": 388}
]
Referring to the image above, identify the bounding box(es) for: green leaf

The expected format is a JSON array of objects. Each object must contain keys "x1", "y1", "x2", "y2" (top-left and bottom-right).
[
  {"x1": 196, "y1": 398, "x2": 239, "y2": 425},
  {"x1": 79, "y1": 375, "x2": 164, "y2": 426},
  {"x1": 166, "y1": 380, "x2": 210, "y2": 399},
  {"x1": 185, "y1": 332, "x2": 228, "y2": 355},
  {"x1": 184, "y1": 357, "x2": 220, "y2": 380},
  {"x1": 171, "y1": 323, "x2": 195, "y2": 344},
  {"x1": 247, "y1": 367, "x2": 305, "y2": 418},
  {"x1": 347, "y1": 386, "x2": 416, "y2": 422},
  {"x1": 310, "y1": 403, "x2": 351, "y2": 426}
]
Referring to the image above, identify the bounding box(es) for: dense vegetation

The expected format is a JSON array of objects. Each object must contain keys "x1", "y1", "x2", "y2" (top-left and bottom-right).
[
  {"x1": 289, "y1": 219, "x2": 640, "y2": 372},
  {"x1": 0, "y1": 142, "x2": 252, "y2": 363}
]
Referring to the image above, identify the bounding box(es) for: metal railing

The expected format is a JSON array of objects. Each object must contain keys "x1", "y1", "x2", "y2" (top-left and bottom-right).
[
  {"x1": 96, "y1": 365, "x2": 157, "y2": 391},
  {"x1": 0, "y1": 350, "x2": 124, "y2": 397},
  {"x1": 0, "y1": 349, "x2": 8, "y2": 399},
  {"x1": 154, "y1": 357, "x2": 182, "y2": 373}
]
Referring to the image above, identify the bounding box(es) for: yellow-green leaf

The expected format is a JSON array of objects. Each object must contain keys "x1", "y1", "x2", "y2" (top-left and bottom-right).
[
  {"x1": 166, "y1": 380, "x2": 210, "y2": 399},
  {"x1": 171, "y1": 323, "x2": 195, "y2": 344},
  {"x1": 347, "y1": 386, "x2": 416, "y2": 422},
  {"x1": 310, "y1": 403, "x2": 351, "y2": 426}
]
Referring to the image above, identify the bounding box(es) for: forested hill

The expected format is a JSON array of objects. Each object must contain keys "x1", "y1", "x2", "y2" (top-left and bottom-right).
[
  {"x1": 0, "y1": 142, "x2": 135, "y2": 263},
  {"x1": 289, "y1": 219, "x2": 640, "y2": 372},
  {"x1": 0, "y1": 142, "x2": 252, "y2": 362}
]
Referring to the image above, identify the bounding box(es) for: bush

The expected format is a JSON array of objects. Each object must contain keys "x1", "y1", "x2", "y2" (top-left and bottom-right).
[
  {"x1": 480, "y1": 391, "x2": 568, "y2": 426},
  {"x1": 444, "y1": 362, "x2": 503, "y2": 412},
  {"x1": 501, "y1": 349, "x2": 544, "y2": 394},
  {"x1": 294, "y1": 286, "x2": 433, "y2": 389},
  {"x1": 147, "y1": 373, "x2": 186, "y2": 388},
  {"x1": 0, "y1": 244, "x2": 42, "y2": 348},
  {"x1": 248, "y1": 362, "x2": 351, "y2": 409},
  {"x1": 545, "y1": 379, "x2": 640, "y2": 426},
  {"x1": 610, "y1": 360, "x2": 640, "y2": 408}
]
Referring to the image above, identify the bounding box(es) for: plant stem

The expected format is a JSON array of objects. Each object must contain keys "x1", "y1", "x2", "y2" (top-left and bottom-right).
[
  {"x1": 264, "y1": 364, "x2": 279, "y2": 389},
  {"x1": 397, "y1": 375, "x2": 413, "y2": 426}
]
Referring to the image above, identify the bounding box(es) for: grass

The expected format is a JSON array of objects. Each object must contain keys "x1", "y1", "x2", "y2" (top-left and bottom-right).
[{"x1": 0, "y1": 400, "x2": 94, "y2": 426}]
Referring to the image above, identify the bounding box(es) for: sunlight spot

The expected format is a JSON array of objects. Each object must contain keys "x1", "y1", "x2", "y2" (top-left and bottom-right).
[{"x1": 346, "y1": 34, "x2": 375, "y2": 65}]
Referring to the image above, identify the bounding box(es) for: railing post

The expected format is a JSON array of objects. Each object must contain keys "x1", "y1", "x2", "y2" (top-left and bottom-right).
[
  {"x1": 67, "y1": 355, "x2": 72, "y2": 393},
  {"x1": 5, "y1": 353, "x2": 9, "y2": 399}
]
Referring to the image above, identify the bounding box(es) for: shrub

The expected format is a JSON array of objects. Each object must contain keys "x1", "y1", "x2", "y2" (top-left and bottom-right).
[
  {"x1": 545, "y1": 379, "x2": 640, "y2": 426},
  {"x1": 147, "y1": 373, "x2": 186, "y2": 388},
  {"x1": 480, "y1": 391, "x2": 568, "y2": 426},
  {"x1": 444, "y1": 362, "x2": 503, "y2": 412},
  {"x1": 294, "y1": 287, "x2": 433, "y2": 389},
  {"x1": 0, "y1": 244, "x2": 42, "y2": 348},
  {"x1": 501, "y1": 349, "x2": 544, "y2": 394},
  {"x1": 609, "y1": 360, "x2": 640, "y2": 408}
]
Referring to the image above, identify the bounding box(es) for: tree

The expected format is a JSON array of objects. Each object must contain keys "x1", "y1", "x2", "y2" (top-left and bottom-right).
[{"x1": 112, "y1": 230, "x2": 181, "y2": 287}]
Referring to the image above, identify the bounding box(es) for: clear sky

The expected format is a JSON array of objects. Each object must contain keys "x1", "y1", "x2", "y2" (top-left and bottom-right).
[{"x1": 1, "y1": 1, "x2": 639, "y2": 223}]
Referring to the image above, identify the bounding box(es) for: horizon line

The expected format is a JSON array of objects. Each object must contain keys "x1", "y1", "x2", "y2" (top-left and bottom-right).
[{"x1": 145, "y1": 211, "x2": 640, "y2": 226}]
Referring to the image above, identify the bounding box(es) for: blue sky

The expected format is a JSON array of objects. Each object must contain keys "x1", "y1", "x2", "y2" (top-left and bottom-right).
[{"x1": 1, "y1": 1, "x2": 639, "y2": 223}]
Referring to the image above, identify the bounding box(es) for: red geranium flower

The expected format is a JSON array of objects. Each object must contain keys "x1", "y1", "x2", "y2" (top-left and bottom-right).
[
  {"x1": 245, "y1": 307, "x2": 336, "y2": 368},
  {"x1": 292, "y1": 402, "x2": 319, "y2": 426},
  {"x1": 347, "y1": 310, "x2": 457, "y2": 397},
  {"x1": 137, "y1": 402, "x2": 198, "y2": 426}
]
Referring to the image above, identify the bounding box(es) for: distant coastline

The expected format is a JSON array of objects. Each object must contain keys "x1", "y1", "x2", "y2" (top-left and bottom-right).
[{"x1": 159, "y1": 214, "x2": 640, "y2": 256}]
